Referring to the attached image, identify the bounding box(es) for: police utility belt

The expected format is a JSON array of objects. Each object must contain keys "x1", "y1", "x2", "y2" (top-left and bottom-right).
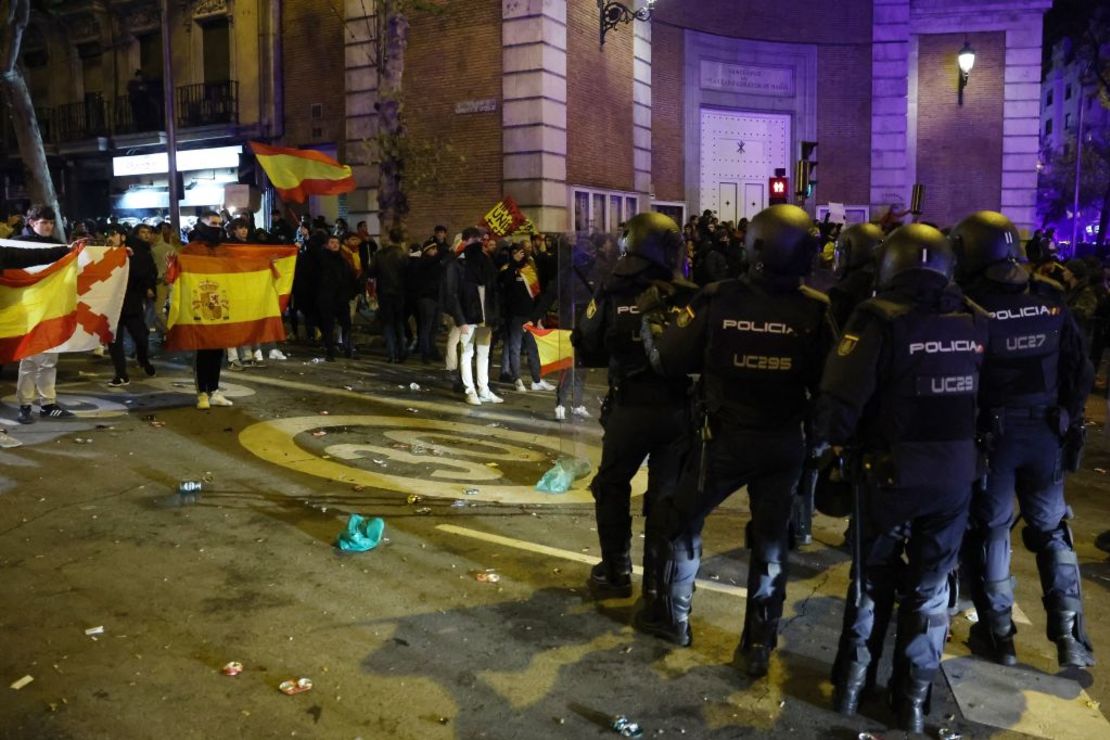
[{"x1": 610, "y1": 373, "x2": 687, "y2": 405}]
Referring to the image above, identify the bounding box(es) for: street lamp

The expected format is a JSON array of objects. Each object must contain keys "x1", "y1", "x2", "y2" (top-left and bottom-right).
[
  {"x1": 598, "y1": 0, "x2": 655, "y2": 47},
  {"x1": 957, "y1": 41, "x2": 975, "y2": 106}
]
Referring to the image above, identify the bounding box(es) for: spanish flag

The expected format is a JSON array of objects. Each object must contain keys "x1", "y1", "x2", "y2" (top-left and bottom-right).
[
  {"x1": 250, "y1": 142, "x2": 356, "y2": 204},
  {"x1": 0, "y1": 248, "x2": 79, "y2": 363},
  {"x1": 165, "y1": 244, "x2": 298, "y2": 350},
  {"x1": 524, "y1": 325, "x2": 574, "y2": 376}
]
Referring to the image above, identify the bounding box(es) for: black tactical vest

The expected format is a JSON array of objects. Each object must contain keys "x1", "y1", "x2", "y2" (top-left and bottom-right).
[
  {"x1": 605, "y1": 285, "x2": 652, "y2": 379},
  {"x1": 702, "y1": 278, "x2": 827, "y2": 428},
  {"x1": 860, "y1": 297, "x2": 986, "y2": 487},
  {"x1": 968, "y1": 284, "x2": 1064, "y2": 410}
]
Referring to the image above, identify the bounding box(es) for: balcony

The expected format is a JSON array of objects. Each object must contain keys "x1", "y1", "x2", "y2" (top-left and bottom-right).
[{"x1": 0, "y1": 81, "x2": 239, "y2": 151}]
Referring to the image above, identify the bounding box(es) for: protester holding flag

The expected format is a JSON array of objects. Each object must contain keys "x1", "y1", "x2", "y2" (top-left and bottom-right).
[
  {"x1": 107, "y1": 223, "x2": 157, "y2": 387},
  {"x1": 11, "y1": 206, "x2": 76, "y2": 423},
  {"x1": 185, "y1": 211, "x2": 235, "y2": 409},
  {"x1": 499, "y1": 241, "x2": 553, "y2": 393}
]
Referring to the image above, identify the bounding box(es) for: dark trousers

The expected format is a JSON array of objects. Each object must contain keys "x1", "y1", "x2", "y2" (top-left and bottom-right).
[
  {"x1": 378, "y1": 294, "x2": 406, "y2": 360},
  {"x1": 416, "y1": 297, "x2": 441, "y2": 361},
  {"x1": 836, "y1": 484, "x2": 969, "y2": 687},
  {"x1": 195, "y1": 349, "x2": 223, "y2": 394},
  {"x1": 658, "y1": 424, "x2": 806, "y2": 645},
  {"x1": 319, "y1": 302, "x2": 352, "y2": 357},
  {"x1": 591, "y1": 397, "x2": 690, "y2": 562},
  {"x1": 506, "y1": 317, "x2": 542, "y2": 383},
  {"x1": 965, "y1": 411, "x2": 1078, "y2": 619},
  {"x1": 109, "y1": 313, "x2": 149, "y2": 380}
]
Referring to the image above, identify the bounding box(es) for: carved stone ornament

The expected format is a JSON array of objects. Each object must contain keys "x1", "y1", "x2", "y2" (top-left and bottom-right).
[
  {"x1": 192, "y1": 0, "x2": 229, "y2": 19},
  {"x1": 124, "y1": 3, "x2": 161, "y2": 34}
]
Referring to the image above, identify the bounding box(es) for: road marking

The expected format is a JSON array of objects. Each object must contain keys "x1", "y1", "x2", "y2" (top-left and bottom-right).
[
  {"x1": 436, "y1": 523, "x2": 748, "y2": 598},
  {"x1": 239, "y1": 415, "x2": 643, "y2": 505},
  {"x1": 942, "y1": 654, "x2": 1109, "y2": 737}
]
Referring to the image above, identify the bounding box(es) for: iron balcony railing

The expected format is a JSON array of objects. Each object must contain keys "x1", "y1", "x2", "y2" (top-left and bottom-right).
[{"x1": 0, "y1": 81, "x2": 239, "y2": 152}]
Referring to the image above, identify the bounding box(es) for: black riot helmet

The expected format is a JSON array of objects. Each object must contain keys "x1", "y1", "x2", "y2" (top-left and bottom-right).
[
  {"x1": 745, "y1": 204, "x2": 820, "y2": 278},
  {"x1": 876, "y1": 223, "x2": 955, "y2": 290},
  {"x1": 835, "y1": 222, "x2": 884, "y2": 276},
  {"x1": 949, "y1": 210, "x2": 1027, "y2": 285},
  {"x1": 613, "y1": 211, "x2": 684, "y2": 277}
]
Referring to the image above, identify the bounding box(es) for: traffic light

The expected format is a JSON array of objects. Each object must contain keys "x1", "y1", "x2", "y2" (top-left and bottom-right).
[
  {"x1": 769, "y1": 176, "x2": 789, "y2": 204},
  {"x1": 801, "y1": 141, "x2": 818, "y2": 198}
]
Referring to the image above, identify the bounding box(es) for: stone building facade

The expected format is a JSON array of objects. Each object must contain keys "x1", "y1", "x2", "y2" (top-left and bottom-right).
[{"x1": 335, "y1": 0, "x2": 1051, "y2": 239}]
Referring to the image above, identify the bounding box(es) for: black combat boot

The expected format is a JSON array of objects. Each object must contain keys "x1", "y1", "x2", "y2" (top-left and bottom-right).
[
  {"x1": 968, "y1": 609, "x2": 1017, "y2": 666},
  {"x1": 739, "y1": 604, "x2": 779, "y2": 678},
  {"x1": 1047, "y1": 604, "x2": 1096, "y2": 668},
  {"x1": 633, "y1": 588, "x2": 692, "y2": 646},
  {"x1": 892, "y1": 674, "x2": 932, "y2": 734},
  {"x1": 832, "y1": 660, "x2": 869, "y2": 716},
  {"x1": 588, "y1": 553, "x2": 633, "y2": 598}
]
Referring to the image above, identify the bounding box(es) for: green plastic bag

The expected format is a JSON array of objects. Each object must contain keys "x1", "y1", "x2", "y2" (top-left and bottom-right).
[
  {"x1": 336, "y1": 514, "x2": 385, "y2": 552},
  {"x1": 535, "y1": 457, "x2": 592, "y2": 494}
]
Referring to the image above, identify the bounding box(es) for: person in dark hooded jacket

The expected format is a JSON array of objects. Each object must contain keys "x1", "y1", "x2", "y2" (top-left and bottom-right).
[
  {"x1": 443, "y1": 227, "x2": 502, "y2": 405},
  {"x1": 314, "y1": 233, "x2": 360, "y2": 361},
  {"x1": 107, "y1": 223, "x2": 157, "y2": 386}
]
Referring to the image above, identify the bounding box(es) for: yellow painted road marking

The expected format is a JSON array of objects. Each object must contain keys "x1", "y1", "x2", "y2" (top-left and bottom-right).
[
  {"x1": 436, "y1": 523, "x2": 748, "y2": 598},
  {"x1": 239, "y1": 415, "x2": 644, "y2": 505}
]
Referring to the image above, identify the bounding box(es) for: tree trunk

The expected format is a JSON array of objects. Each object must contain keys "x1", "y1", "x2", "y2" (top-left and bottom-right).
[
  {"x1": 1, "y1": 0, "x2": 65, "y2": 240},
  {"x1": 376, "y1": 2, "x2": 409, "y2": 239}
]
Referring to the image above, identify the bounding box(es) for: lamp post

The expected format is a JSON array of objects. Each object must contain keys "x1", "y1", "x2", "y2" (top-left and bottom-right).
[
  {"x1": 598, "y1": 0, "x2": 655, "y2": 47},
  {"x1": 957, "y1": 41, "x2": 975, "y2": 106}
]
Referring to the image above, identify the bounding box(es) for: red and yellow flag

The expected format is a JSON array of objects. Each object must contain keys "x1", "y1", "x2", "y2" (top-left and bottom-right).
[
  {"x1": 0, "y1": 248, "x2": 79, "y2": 362},
  {"x1": 524, "y1": 325, "x2": 574, "y2": 377},
  {"x1": 165, "y1": 244, "x2": 298, "y2": 350},
  {"x1": 249, "y1": 141, "x2": 356, "y2": 204}
]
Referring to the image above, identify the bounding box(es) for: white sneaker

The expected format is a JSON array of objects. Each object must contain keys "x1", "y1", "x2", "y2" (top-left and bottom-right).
[
  {"x1": 465, "y1": 391, "x2": 482, "y2": 406},
  {"x1": 228, "y1": 360, "x2": 244, "y2": 372},
  {"x1": 531, "y1": 379, "x2": 556, "y2": 391},
  {"x1": 269, "y1": 348, "x2": 288, "y2": 361},
  {"x1": 554, "y1": 405, "x2": 567, "y2": 421},
  {"x1": 478, "y1": 389, "x2": 504, "y2": 404},
  {"x1": 209, "y1": 391, "x2": 234, "y2": 407},
  {"x1": 196, "y1": 392, "x2": 210, "y2": 410},
  {"x1": 514, "y1": 378, "x2": 527, "y2": 392},
  {"x1": 571, "y1": 405, "x2": 591, "y2": 418},
  {"x1": 253, "y1": 349, "x2": 264, "y2": 363}
]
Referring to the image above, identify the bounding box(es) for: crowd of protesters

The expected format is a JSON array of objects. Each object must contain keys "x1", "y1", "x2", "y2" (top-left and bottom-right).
[{"x1": 5, "y1": 203, "x2": 1110, "y2": 420}]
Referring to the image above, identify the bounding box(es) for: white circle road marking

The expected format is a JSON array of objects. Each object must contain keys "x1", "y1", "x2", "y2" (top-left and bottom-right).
[{"x1": 239, "y1": 415, "x2": 646, "y2": 505}]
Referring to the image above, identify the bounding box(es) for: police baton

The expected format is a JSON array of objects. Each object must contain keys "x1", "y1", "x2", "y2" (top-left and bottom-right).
[{"x1": 847, "y1": 454, "x2": 864, "y2": 608}]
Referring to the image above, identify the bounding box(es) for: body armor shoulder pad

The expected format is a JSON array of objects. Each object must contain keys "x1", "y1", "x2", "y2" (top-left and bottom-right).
[
  {"x1": 962, "y1": 296, "x2": 990, "y2": 318},
  {"x1": 858, "y1": 296, "x2": 911, "y2": 321},
  {"x1": 1029, "y1": 274, "x2": 1066, "y2": 302},
  {"x1": 798, "y1": 284, "x2": 830, "y2": 305}
]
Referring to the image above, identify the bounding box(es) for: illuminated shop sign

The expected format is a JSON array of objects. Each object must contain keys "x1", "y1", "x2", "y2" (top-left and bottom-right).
[{"x1": 112, "y1": 146, "x2": 243, "y2": 177}]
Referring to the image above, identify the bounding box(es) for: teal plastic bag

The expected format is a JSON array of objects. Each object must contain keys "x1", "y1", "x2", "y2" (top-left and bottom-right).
[
  {"x1": 535, "y1": 457, "x2": 592, "y2": 494},
  {"x1": 336, "y1": 514, "x2": 385, "y2": 552}
]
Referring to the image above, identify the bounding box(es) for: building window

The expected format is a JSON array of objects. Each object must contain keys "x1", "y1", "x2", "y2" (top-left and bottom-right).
[
  {"x1": 652, "y1": 201, "x2": 686, "y2": 226},
  {"x1": 1065, "y1": 83, "x2": 1072, "y2": 100},
  {"x1": 138, "y1": 32, "x2": 163, "y2": 82},
  {"x1": 1045, "y1": 119, "x2": 1053, "y2": 136},
  {"x1": 1065, "y1": 112, "x2": 1074, "y2": 130},
  {"x1": 1046, "y1": 90, "x2": 1053, "y2": 107},
  {"x1": 201, "y1": 18, "x2": 231, "y2": 83},
  {"x1": 572, "y1": 187, "x2": 639, "y2": 233}
]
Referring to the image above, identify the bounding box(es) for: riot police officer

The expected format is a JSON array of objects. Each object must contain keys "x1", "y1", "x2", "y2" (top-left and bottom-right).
[
  {"x1": 828, "y1": 222, "x2": 884, "y2": 330},
  {"x1": 634, "y1": 204, "x2": 835, "y2": 679},
  {"x1": 573, "y1": 212, "x2": 694, "y2": 599},
  {"x1": 951, "y1": 211, "x2": 1095, "y2": 669},
  {"x1": 819, "y1": 224, "x2": 988, "y2": 733}
]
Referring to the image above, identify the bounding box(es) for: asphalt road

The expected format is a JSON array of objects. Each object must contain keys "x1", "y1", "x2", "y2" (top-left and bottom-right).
[{"x1": 1, "y1": 341, "x2": 1109, "y2": 740}]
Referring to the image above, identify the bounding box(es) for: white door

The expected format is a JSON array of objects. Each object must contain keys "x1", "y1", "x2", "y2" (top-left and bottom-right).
[
  {"x1": 743, "y1": 182, "x2": 765, "y2": 221},
  {"x1": 718, "y1": 182, "x2": 738, "y2": 223},
  {"x1": 700, "y1": 109, "x2": 790, "y2": 222}
]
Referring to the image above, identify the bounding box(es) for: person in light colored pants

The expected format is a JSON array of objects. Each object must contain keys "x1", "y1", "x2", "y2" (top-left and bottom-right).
[
  {"x1": 17, "y1": 352, "x2": 72, "y2": 420},
  {"x1": 458, "y1": 325, "x2": 491, "y2": 396},
  {"x1": 444, "y1": 320, "x2": 462, "y2": 372}
]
